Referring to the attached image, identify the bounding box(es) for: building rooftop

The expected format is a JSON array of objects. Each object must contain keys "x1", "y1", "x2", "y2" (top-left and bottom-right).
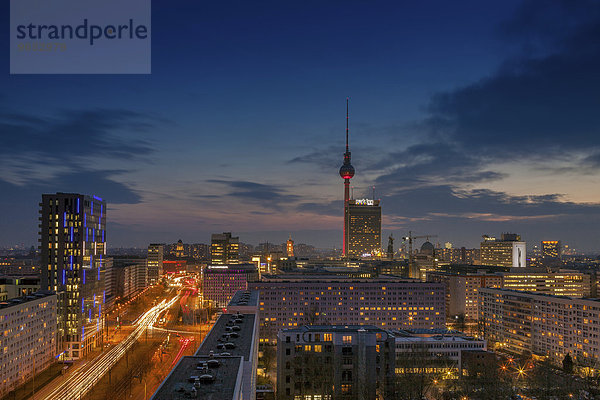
[
  {"x1": 258, "y1": 275, "x2": 424, "y2": 283},
  {"x1": 151, "y1": 355, "x2": 242, "y2": 400},
  {"x1": 480, "y1": 287, "x2": 600, "y2": 303},
  {"x1": 228, "y1": 290, "x2": 259, "y2": 308},
  {"x1": 0, "y1": 292, "x2": 55, "y2": 310},
  {"x1": 283, "y1": 324, "x2": 388, "y2": 334},
  {"x1": 195, "y1": 313, "x2": 256, "y2": 361}
]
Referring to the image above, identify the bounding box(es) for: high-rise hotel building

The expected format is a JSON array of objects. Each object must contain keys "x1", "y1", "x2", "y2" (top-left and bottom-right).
[
  {"x1": 347, "y1": 199, "x2": 382, "y2": 258},
  {"x1": 480, "y1": 233, "x2": 526, "y2": 268},
  {"x1": 39, "y1": 193, "x2": 106, "y2": 360}
]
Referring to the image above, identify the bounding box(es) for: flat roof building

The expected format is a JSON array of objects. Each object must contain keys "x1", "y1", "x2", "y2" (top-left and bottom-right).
[
  {"x1": 479, "y1": 288, "x2": 600, "y2": 365},
  {"x1": 0, "y1": 292, "x2": 57, "y2": 398},
  {"x1": 151, "y1": 291, "x2": 260, "y2": 400},
  {"x1": 250, "y1": 276, "x2": 446, "y2": 343},
  {"x1": 277, "y1": 325, "x2": 396, "y2": 400},
  {"x1": 202, "y1": 264, "x2": 258, "y2": 308},
  {"x1": 480, "y1": 233, "x2": 526, "y2": 268}
]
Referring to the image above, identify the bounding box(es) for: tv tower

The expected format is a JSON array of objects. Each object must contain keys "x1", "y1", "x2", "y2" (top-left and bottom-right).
[{"x1": 339, "y1": 98, "x2": 355, "y2": 257}]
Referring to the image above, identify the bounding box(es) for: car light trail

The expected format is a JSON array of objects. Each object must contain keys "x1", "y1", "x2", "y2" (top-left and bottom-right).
[{"x1": 39, "y1": 296, "x2": 180, "y2": 400}]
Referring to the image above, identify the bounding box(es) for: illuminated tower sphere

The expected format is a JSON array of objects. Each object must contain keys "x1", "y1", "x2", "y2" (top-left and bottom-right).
[{"x1": 339, "y1": 162, "x2": 355, "y2": 180}]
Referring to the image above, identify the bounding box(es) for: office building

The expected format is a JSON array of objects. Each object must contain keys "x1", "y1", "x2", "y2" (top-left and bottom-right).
[
  {"x1": 346, "y1": 199, "x2": 382, "y2": 258},
  {"x1": 0, "y1": 293, "x2": 57, "y2": 397},
  {"x1": 211, "y1": 232, "x2": 240, "y2": 265},
  {"x1": 147, "y1": 243, "x2": 164, "y2": 285},
  {"x1": 202, "y1": 264, "x2": 258, "y2": 307},
  {"x1": 151, "y1": 291, "x2": 259, "y2": 400},
  {"x1": 250, "y1": 276, "x2": 446, "y2": 343},
  {"x1": 480, "y1": 233, "x2": 526, "y2": 268},
  {"x1": 501, "y1": 270, "x2": 591, "y2": 298},
  {"x1": 277, "y1": 325, "x2": 396, "y2": 400},
  {"x1": 541, "y1": 240, "x2": 562, "y2": 267},
  {"x1": 479, "y1": 288, "x2": 600, "y2": 365},
  {"x1": 39, "y1": 193, "x2": 106, "y2": 360},
  {"x1": 428, "y1": 269, "x2": 591, "y2": 320}
]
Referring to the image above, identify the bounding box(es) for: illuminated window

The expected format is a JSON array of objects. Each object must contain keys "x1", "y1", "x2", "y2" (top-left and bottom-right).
[
  {"x1": 343, "y1": 335, "x2": 352, "y2": 344},
  {"x1": 324, "y1": 333, "x2": 332, "y2": 341}
]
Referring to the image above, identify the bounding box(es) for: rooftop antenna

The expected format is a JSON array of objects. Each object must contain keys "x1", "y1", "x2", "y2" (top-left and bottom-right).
[
  {"x1": 351, "y1": 186, "x2": 354, "y2": 200},
  {"x1": 372, "y1": 186, "x2": 375, "y2": 201},
  {"x1": 346, "y1": 97, "x2": 349, "y2": 152}
]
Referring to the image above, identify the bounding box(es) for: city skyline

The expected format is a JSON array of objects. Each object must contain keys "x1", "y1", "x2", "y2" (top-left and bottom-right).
[{"x1": 2, "y1": 0, "x2": 600, "y2": 251}]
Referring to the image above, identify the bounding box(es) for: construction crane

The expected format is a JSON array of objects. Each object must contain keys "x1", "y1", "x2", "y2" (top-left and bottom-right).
[{"x1": 402, "y1": 231, "x2": 438, "y2": 279}]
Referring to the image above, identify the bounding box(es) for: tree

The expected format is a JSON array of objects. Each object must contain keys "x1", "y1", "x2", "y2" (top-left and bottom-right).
[
  {"x1": 563, "y1": 353, "x2": 574, "y2": 374},
  {"x1": 291, "y1": 348, "x2": 334, "y2": 398},
  {"x1": 394, "y1": 344, "x2": 452, "y2": 400}
]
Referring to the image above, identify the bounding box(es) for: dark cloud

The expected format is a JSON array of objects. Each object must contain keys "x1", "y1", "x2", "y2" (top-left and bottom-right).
[
  {"x1": 0, "y1": 108, "x2": 162, "y2": 165},
  {"x1": 422, "y1": 1, "x2": 600, "y2": 160},
  {"x1": 206, "y1": 179, "x2": 299, "y2": 209}
]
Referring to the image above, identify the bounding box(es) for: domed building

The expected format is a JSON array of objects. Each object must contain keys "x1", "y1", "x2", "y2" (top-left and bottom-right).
[{"x1": 420, "y1": 241, "x2": 435, "y2": 256}]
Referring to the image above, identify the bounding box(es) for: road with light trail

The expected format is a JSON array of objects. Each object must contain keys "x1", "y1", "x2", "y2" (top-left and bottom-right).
[{"x1": 36, "y1": 296, "x2": 180, "y2": 400}]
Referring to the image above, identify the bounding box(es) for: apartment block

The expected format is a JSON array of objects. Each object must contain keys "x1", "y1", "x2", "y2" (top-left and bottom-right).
[
  {"x1": 0, "y1": 293, "x2": 57, "y2": 397},
  {"x1": 277, "y1": 325, "x2": 396, "y2": 400},
  {"x1": 479, "y1": 288, "x2": 600, "y2": 364},
  {"x1": 250, "y1": 276, "x2": 446, "y2": 343}
]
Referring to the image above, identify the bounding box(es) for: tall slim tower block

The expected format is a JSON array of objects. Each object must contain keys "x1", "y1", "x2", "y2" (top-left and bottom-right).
[
  {"x1": 147, "y1": 243, "x2": 165, "y2": 285},
  {"x1": 339, "y1": 98, "x2": 355, "y2": 257},
  {"x1": 39, "y1": 193, "x2": 106, "y2": 360},
  {"x1": 211, "y1": 232, "x2": 240, "y2": 265}
]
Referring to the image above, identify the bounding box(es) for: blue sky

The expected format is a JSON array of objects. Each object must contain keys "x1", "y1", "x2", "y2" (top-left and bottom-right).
[{"x1": 2, "y1": 0, "x2": 600, "y2": 251}]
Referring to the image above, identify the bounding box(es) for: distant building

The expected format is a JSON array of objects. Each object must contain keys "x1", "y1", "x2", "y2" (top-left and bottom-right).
[
  {"x1": 189, "y1": 243, "x2": 210, "y2": 260},
  {"x1": 479, "y1": 288, "x2": 600, "y2": 365},
  {"x1": 0, "y1": 276, "x2": 40, "y2": 301},
  {"x1": 541, "y1": 240, "x2": 562, "y2": 267},
  {"x1": 501, "y1": 269, "x2": 591, "y2": 298},
  {"x1": 211, "y1": 232, "x2": 240, "y2": 265},
  {"x1": 202, "y1": 264, "x2": 258, "y2": 307},
  {"x1": 277, "y1": 325, "x2": 396, "y2": 400},
  {"x1": 286, "y1": 236, "x2": 294, "y2": 257},
  {"x1": 162, "y1": 259, "x2": 187, "y2": 274},
  {"x1": 346, "y1": 199, "x2": 382, "y2": 258},
  {"x1": 147, "y1": 244, "x2": 164, "y2": 285},
  {"x1": 109, "y1": 257, "x2": 148, "y2": 300},
  {"x1": 39, "y1": 193, "x2": 106, "y2": 360},
  {"x1": 428, "y1": 272, "x2": 503, "y2": 320},
  {"x1": 250, "y1": 276, "x2": 446, "y2": 343},
  {"x1": 480, "y1": 233, "x2": 526, "y2": 268},
  {"x1": 435, "y1": 247, "x2": 479, "y2": 264},
  {"x1": 174, "y1": 239, "x2": 185, "y2": 258},
  {"x1": 428, "y1": 269, "x2": 591, "y2": 320},
  {"x1": 0, "y1": 293, "x2": 57, "y2": 398}
]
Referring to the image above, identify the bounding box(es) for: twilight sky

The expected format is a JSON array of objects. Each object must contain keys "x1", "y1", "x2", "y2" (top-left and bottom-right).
[{"x1": 2, "y1": 0, "x2": 600, "y2": 251}]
